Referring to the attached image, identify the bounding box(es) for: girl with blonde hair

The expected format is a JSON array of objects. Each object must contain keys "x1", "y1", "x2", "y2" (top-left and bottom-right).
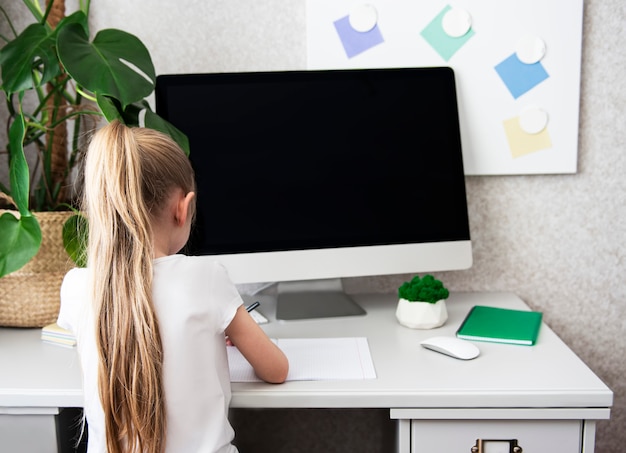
[{"x1": 58, "y1": 121, "x2": 288, "y2": 453}]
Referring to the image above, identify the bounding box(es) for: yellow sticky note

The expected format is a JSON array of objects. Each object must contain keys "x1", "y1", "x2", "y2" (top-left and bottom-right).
[{"x1": 503, "y1": 117, "x2": 552, "y2": 158}]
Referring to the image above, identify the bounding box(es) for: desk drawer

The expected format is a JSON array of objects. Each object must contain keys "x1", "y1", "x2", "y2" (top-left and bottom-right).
[
  {"x1": 0, "y1": 414, "x2": 58, "y2": 453},
  {"x1": 411, "y1": 419, "x2": 581, "y2": 453}
]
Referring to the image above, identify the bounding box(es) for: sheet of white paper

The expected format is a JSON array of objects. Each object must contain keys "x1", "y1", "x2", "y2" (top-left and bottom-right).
[{"x1": 228, "y1": 337, "x2": 377, "y2": 382}]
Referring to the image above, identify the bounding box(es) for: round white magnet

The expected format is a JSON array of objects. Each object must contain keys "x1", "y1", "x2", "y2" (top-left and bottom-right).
[
  {"x1": 442, "y1": 8, "x2": 472, "y2": 38},
  {"x1": 519, "y1": 106, "x2": 549, "y2": 134},
  {"x1": 349, "y1": 4, "x2": 378, "y2": 33},
  {"x1": 516, "y1": 35, "x2": 546, "y2": 64}
]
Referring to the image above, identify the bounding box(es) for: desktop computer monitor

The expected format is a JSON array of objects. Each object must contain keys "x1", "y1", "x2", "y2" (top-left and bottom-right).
[{"x1": 155, "y1": 67, "x2": 472, "y2": 320}]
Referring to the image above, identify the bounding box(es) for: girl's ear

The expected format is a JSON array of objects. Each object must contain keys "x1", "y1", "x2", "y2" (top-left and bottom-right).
[{"x1": 175, "y1": 191, "x2": 196, "y2": 227}]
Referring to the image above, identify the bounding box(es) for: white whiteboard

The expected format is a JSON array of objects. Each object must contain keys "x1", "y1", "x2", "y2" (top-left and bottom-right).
[{"x1": 306, "y1": 1, "x2": 584, "y2": 175}]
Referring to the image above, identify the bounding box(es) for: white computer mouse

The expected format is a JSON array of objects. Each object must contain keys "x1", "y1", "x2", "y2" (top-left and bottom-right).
[{"x1": 420, "y1": 336, "x2": 480, "y2": 360}]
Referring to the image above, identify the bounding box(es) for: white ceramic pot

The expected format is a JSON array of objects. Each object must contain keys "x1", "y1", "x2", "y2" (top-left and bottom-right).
[{"x1": 395, "y1": 298, "x2": 448, "y2": 329}]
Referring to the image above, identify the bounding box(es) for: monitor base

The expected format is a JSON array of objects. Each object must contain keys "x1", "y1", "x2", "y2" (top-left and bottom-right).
[{"x1": 276, "y1": 279, "x2": 366, "y2": 321}]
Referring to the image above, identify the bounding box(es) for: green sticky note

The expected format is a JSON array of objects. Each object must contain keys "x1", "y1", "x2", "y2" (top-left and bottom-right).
[{"x1": 421, "y1": 5, "x2": 475, "y2": 61}]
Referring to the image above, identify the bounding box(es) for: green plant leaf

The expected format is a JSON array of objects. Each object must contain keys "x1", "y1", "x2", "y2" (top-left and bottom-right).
[
  {"x1": 144, "y1": 109, "x2": 191, "y2": 156},
  {"x1": 55, "y1": 10, "x2": 90, "y2": 37},
  {"x1": 62, "y1": 213, "x2": 88, "y2": 267},
  {"x1": 98, "y1": 95, "x2": 190, "y2": 155},
  {"x1": 0, "y1": 23, "x2": 60, "y2": 93},
  {"x1": 8, "y1": 112, "x2": 30, "y2": 216},
  {"x1": 57, "y1": 24, "x2": 155, "y2": 108},
  {"x1": 96, "y1": 93, "x2": 124, "y2": 123},
  {"x1": 95, "y1": 94, "x2": 144, "y2": 126},
  {"x1": 0, "y1": 212, "x2": 42, "y2": 277},
  {"x1": 121, "y1": 99, "x2": 151, "y2": 126}
]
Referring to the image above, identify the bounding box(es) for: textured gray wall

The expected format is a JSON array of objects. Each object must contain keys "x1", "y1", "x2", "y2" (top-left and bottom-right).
[{"x1": 1, "y1": 1, "x2": 624, "y2": 452}]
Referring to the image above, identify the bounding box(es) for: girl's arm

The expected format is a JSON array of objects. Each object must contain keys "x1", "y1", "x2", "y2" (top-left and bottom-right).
[{"x1": 225, "y1": 305, "x2": 289, "y2": 383}]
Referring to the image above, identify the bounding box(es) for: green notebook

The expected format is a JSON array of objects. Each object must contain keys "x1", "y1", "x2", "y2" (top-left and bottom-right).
[{"x1": 456, "y1": 305, "x2": 543, "y2": 346}]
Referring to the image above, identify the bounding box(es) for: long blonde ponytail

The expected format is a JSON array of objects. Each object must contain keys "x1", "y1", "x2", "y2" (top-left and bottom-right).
[{"x1": 83, "y1": 121, "x2": 194, "y2": 453}]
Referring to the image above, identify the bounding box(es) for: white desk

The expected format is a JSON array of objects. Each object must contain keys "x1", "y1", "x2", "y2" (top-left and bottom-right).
[
  {"x1": 0, "y1": 325, "x2": 82, "y2": 453},
  {"x1": 0, "y1": 292, "x2": 613, "y2": 453}
]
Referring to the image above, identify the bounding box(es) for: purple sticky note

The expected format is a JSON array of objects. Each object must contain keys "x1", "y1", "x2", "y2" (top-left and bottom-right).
[
  {"x1": 334, "y1": 15, "x2": 384, "y2": 59},
  {"x1": 495, "y1": 53, "x2": 549, "y2": 99}
]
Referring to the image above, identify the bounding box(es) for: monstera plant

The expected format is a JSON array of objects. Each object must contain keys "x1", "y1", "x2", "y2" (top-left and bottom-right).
[{"x1": 0, "y1": 0, "x2": 188, "y2": 277}]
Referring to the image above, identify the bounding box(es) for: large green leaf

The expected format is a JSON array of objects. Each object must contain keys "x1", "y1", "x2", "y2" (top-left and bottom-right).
[
  {"x1": 55, "y1": 10, "x2": 90, "y2": 37},
  {"x1": 144, "y1": 109, "x2": 191, "y2": 156},
  {"x1": 121, "y1": 99, "x2": 151, "y2": 126},
  {"x1": 0, "y1": 9, "x2": 88, "y2": 94},
  {"x1": 0, "y1": 212, "x2": 42, "y2": 277},
  {"x1": 62, "y1": 213, "x2": 88, "y2": 268},
  {"x1": 99, "y1": 94, "x2": 190, "y2": 155},
  {"x1": 57, "y1": 24, "x2": 156, "y2": 108},
  {"x1": 96, "y1": 93, "x2": 147, "y2": 126},
  {"x1": 0, "y1": 23, "x2": 60, "y2": 93},
  {"x1": 96, "y1": 93, "x2": 124, "y2": 123},
  {"x1": 8, "y1": 113, "x2": 30, "y2": 216}
]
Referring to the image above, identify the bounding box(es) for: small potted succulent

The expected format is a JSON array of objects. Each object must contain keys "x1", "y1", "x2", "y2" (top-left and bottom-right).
[{"x1": 396, "y1": 274, "x2": 449, "y2": 329}]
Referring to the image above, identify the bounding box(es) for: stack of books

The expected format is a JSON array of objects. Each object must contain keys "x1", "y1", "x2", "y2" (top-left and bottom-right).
[{"x1": 41, "y1": 323, "x2": 76, "y2": 347}]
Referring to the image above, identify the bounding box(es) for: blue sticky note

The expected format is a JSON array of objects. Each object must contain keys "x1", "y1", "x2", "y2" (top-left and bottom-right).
[
  {"x1": 420, "y1": 5, "x2": 475, "y2": 62},
  {"x1": 334, "y1": 15, "x2": 384, "y2": 59},
  {"x1": 495, "y1": 53, "x2": 550, "y2": 99}
]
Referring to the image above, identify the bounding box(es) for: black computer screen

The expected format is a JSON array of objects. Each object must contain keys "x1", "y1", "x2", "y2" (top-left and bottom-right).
[{"x1": 155, "y1": 67, "x2": 470, "y2": 257}]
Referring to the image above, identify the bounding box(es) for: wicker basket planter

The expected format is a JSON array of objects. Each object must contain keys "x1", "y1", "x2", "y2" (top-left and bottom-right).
[{"x1": 0, "y1": 211, "x2": 75, "y2": 327}]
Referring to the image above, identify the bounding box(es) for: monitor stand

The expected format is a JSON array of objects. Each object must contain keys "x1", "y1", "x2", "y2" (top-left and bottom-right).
[{"x1": 275, "y1": 278, "x2": 366, "y2": 321}]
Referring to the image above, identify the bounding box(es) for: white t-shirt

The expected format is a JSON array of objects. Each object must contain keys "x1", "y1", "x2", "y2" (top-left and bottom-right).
[{"x1": 58, "y1": 254, "x2": 242, "y2": 453}]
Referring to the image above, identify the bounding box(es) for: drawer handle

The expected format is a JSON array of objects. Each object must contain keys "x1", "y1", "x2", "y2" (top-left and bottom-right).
[{"x1": 470, "y1": 439, "x2": 522, "y2": 453}]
